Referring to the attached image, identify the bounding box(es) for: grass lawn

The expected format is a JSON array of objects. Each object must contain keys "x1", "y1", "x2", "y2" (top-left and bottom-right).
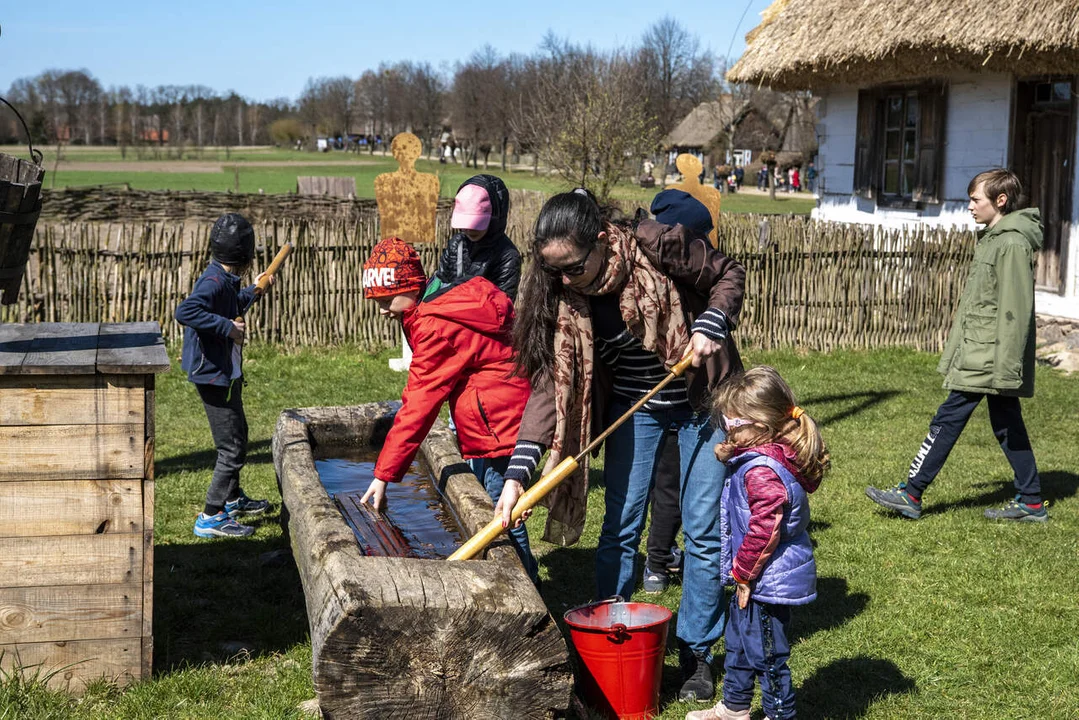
[
  {"x1": 3, "y1": 144, "x2": 817, "y2": 215},
  {"x1": 4, "y1": 345, "x2": 1075, "y2": 719}
]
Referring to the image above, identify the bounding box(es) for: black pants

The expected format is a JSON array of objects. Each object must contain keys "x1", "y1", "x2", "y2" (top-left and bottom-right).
[
  {"x1": 906, "y1": 390, "x2": 1041, "y2": 504},
  {"x1": 646, "y1": 428, "x2": 682, "y2": 572},
  {"x1": 197, "y1": 380, "x2": 248, "y2": 515}
]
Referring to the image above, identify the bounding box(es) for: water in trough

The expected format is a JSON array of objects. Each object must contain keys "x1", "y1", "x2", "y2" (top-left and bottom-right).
[{"x1": 314, "y1": 449, "x2": 465, "y2": 559}]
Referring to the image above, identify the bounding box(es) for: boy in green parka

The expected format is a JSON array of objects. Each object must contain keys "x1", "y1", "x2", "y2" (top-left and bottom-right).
[{"x1": 866, "y1": 169, "x2": 1047, "y2": 522}]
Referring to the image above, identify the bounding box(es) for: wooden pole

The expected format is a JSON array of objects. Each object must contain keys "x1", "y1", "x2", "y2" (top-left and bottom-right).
[
  {"x1": 447, "y1": 353, "x2": 695, "y2": 562},
  {"x1": 255, "y1": 241, "x2": 293, "y2": 295}
]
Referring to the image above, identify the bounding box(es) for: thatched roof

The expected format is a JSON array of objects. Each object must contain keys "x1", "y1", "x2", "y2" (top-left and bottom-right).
[
  {"x1": 664, "y1": 97, "x2": 744, "y2": 150},
  {"x1": 728, "y1": 0, "x2": 1079, "y2": 90}
]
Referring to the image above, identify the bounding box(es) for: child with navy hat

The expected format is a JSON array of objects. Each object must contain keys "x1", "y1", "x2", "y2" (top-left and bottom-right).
[{"x1": 176, "y1": 213, "x2": 276, "y2": 538}]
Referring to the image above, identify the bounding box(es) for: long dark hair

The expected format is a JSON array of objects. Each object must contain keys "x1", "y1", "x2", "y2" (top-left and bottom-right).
[{"x1": 513, "y1": 189, "x2": 630, "y2": 383}]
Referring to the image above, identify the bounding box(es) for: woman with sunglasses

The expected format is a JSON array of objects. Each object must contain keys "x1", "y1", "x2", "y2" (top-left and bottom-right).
[{"x1": 501, "y1": 188, "x2": 746, "y2": 702}]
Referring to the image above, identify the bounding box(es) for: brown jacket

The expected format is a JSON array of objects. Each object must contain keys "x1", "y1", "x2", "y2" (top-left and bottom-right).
[{"x1": 518, "y1": 220, "x2": 745, "y2": 445}]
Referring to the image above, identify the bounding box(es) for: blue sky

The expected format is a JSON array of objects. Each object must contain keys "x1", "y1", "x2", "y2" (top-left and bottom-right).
[{"x1": 0, "y1": 0, "x2": 773, "y2": 102}]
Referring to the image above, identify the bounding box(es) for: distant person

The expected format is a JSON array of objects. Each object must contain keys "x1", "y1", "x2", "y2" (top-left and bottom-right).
[
  {"x1": 806, "y1": 161, "x2": 818, "y2": 193},
  {"x1": 687, "y1": 366, "x2": 828, "y2": 720},
  {"x1": 432, "y1": 174, "x2": 522, "y2": 301},
  {"x1": 791, "y1": 167, "x2": 801, "y2": 193},
  {"x1": 757, "y1": 167, "x2": 768, "y2": 192},
  {"x1": 175, "y1": 214, "x2": 276, "y2": 538},
  {"x1": 359, "y1": 237, "x2": 539, "y2": 583},
  {"x1": 775, "y1": 166, "x2": 785, "y2": 192},
  {"x1": 866, "y1": 169, "x2": 1047, "y2": 523},
  {"x1": 713, "y1": 165, "x2": 722, "y2": 191},
  {"x1": 734, "y1": 165, "x2": 745, "y2": 191}
]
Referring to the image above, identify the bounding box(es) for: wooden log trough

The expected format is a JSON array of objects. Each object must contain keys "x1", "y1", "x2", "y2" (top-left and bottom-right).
[{"x1": 272, "y1": 403, "x2": 573, "y2": 719}]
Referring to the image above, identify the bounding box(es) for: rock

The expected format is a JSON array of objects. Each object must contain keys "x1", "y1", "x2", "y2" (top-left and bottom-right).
[
  {"x1": 297, "y1": 699, "x2": 322, "y2": 718},
  {"x1": 1066, "y1": 333, "x2": 1079, "y2": 350},
  {"x1": 1036, "y1": 341, "x2": 1068, "y2": 357},
  {"x1": 1047, "y1": 352, "x2": 1079, "y2": 374},
  {"x1": 1038, "y1": 323, "x2": 1065, "y2": 346}
]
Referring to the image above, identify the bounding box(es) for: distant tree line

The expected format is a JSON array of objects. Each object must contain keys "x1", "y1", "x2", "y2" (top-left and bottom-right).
[{"x1": 2, "y1": 17, "x2": 730, "y2": 196}]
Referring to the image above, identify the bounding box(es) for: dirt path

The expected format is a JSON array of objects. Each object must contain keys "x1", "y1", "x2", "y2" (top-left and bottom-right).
[{"x1": 55, "y1": 159, "x2": 384, "y2": 173}]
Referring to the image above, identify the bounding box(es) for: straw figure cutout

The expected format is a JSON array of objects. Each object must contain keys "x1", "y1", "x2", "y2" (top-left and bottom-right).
[{"x1": 374, "y1": 132, "x2": 440, "y2": 244}]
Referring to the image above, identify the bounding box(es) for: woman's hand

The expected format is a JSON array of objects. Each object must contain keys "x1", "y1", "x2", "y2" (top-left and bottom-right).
[
  {"x1": 360, "y1": 478, "x2": 388, "y2": 512},
  {"x1": 689, "y1": 331, "x2": 721, "y2": 367},
  {"x1": 736, "y1": 581, "x2": 751, "y2": 609},
  {"x1": 255, "y1": 271, "x2": 277, "y2": 288},
  {"x1": 494, "y1": 479, "x2": 530, "y2": 529}
]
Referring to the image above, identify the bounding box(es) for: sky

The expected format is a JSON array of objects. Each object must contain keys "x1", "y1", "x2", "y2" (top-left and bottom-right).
[{"x1": 0, "y1": 0, "x2": 774, "y2": 102}]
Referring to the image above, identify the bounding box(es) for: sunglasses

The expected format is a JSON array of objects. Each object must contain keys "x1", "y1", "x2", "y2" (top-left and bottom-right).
[{"x1": 538, "y1": 246, "x2": 594, "y2": 277}]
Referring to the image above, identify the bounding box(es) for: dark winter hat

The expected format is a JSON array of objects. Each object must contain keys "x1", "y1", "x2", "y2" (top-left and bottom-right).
[
  {"x1": 210, "y1": 213, "x2": 256, "y2": 265},
  {"x1": 649, "y1": 190, "x2": 713, "y2": 237}
]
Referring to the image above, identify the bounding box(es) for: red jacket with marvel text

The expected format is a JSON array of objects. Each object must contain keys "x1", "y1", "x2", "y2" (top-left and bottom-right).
[{"x1": 374, "y1": 277, "x2": 530, "y2": 483}]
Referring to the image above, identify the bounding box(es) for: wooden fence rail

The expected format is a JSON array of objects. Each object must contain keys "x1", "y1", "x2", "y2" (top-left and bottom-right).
[{"x1": 0, "y1": 212, "x2": 975, "y2": 352}]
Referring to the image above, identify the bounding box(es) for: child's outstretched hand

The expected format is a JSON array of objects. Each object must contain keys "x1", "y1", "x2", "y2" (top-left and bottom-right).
[
  {"x1": 228, "y1": 318, "x2": 246, "y2": 343},
  {"x1": 361, "y1": 478, "x2": 388, "y2": 512},
  {"x1": 255, "y1": 271, "x2": 277, "y2": 289},
  {"x1": 735, "y1": 581, "x2": 751, "y2": 609}
]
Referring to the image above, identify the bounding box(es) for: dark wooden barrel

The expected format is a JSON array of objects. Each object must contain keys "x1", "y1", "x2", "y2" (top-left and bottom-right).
[{"x1": 0, "y1": 152, "x2": 45, "y2": 305}]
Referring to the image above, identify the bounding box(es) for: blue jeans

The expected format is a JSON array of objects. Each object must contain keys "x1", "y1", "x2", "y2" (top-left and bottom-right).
[
  {"x1": 597, "y1": 401, "x2": 727, "y2": 656},
  {"x1": 469, "y1": 456, "x2": 540, "y2": 585}
]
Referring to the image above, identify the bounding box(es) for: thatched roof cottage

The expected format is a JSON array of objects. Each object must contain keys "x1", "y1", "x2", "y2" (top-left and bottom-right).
[{"x1": 730, "y1": 0, "x2": 1079, "y2": 309}]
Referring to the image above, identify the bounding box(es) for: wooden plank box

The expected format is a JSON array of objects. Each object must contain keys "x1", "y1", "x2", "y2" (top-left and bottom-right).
[
  {"x1": 0, "y1": 322, "x2": 168, "y2": 693},
  {"x1": 272, "y1": 403, "x2": 573, "y2": 720}
]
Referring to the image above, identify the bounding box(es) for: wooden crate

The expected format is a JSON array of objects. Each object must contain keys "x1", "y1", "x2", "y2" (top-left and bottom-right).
[{"x1": 0, "y1": 321, "x2": 168, "y2": 693}]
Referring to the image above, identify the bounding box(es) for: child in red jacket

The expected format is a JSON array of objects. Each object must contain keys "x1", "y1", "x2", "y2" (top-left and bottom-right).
[{"x1": 359, "y1": 236, "x2": 538, "y2": 583}]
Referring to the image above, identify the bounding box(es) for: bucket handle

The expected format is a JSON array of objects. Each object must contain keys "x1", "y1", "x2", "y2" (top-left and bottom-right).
[
  {"x1": 0, "y1": 96, "x2": 43, "y2": 166},
  {"x1": 564, "y1": 594, "x2": 623, "y2": 617},
  {"x1": 607, "y1": 623, "x2": 630, "y2": 643}
]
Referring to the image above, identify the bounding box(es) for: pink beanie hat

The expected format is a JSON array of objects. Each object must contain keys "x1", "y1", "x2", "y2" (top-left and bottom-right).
[{"x1": 451, "y1": 184, "x2": 492, "y2": 231}]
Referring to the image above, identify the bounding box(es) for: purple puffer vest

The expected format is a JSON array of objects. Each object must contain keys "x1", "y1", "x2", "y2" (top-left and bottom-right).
[{"x1": 721, "y1": 451, "x2": 816, "y2": 605}]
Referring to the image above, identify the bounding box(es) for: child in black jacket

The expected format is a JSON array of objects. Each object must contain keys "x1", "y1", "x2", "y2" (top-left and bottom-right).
[
  {"x1": 432, "y1": 175, "x2": 522, "y2": 301},
  {"x1": 176, "y1": 213, "x2": 275, "y2": 538}
]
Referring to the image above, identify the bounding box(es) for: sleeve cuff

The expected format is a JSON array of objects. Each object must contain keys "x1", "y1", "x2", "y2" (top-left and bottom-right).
[{"x1": 690, "y1": 307, "x2": 730, "y2": 341}]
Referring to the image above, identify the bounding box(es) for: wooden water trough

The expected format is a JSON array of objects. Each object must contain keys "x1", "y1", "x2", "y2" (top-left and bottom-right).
[{"x1": 272, "y1": 403, "x2": 573, "y2": 719}]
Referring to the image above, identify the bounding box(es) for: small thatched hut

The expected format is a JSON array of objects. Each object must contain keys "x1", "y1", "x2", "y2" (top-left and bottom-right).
[{"x1": 729, "y1": 0, "x2": 1079, "y2": 310}]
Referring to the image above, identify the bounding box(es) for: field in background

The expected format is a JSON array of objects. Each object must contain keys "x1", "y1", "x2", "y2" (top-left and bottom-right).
[{"x1": 3, "y1": 144, "x2": 818, "y2": 214}]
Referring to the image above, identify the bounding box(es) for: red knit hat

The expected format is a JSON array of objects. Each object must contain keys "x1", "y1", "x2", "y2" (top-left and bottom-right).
[{"x1": 362, "y1": 237, "x2": 427, "y2": 299}]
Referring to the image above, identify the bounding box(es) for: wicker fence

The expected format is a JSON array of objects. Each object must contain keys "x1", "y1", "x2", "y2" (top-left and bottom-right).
[{"x1": 1, "y1": 208, "x2": 975, "y2": 352}]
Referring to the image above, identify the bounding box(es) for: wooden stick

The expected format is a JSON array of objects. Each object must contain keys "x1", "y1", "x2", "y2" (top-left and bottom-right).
[
  {"x1": 447, "y1": 353, "x2": 695, "y2": 562},
  {"x1": 255, "y1": 241, "x2": 293, "y2": 295}
]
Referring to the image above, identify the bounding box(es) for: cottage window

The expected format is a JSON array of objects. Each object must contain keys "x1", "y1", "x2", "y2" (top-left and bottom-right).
[{"x1": 854, "y1": 84, "x2": 947, "y2": 205}]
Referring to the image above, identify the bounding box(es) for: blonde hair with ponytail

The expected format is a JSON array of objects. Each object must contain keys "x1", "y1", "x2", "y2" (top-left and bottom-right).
[{"x1": 713, "y1": 366, "x2": 830, "y2": 485}]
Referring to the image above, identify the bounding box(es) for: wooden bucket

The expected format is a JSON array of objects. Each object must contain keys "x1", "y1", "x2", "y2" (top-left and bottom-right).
[{"x1": 0, "y1": 152, "x2": 45, "y2": 305}]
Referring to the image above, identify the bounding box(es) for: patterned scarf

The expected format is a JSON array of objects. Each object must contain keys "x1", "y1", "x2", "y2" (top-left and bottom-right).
[{"x1": 542, "y1": 223, "x2": 690, "y2": 546}]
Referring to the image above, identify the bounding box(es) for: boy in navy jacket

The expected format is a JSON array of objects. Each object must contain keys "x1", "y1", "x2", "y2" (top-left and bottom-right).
[{"x1": 176, "y1": 213, "x2": 275, "y2": 538}]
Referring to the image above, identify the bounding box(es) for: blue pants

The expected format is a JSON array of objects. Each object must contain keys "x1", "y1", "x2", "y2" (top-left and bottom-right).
[
  {"x1": 469, "y1": 456, "x2": 540, "y2": 585},
  {"x1": 906, "y1": 390, "x2": 1041, "y2": 504},
  {"x1": 597, "y1": 401, "x2": 727, "y2": 657},
  {"x1": 724, "y1": 596, "x2": 795, "y2": 719}
]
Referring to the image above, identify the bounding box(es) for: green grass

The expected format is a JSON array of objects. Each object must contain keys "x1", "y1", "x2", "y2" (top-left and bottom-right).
[
  {"x1": 3, "y1": 144, "x2": 817, "y2": 215},
  {"x1": 4, "y1": 345, "x2": 1074, "y2": 718}
]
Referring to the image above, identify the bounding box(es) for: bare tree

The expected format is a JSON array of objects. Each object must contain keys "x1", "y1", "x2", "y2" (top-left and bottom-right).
[{"x1": 637, "y1": 17, "x2": 719, "y2": 138}]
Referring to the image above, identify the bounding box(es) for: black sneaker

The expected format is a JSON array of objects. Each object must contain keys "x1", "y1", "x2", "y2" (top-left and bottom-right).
[
  {"x1": 678, "y1": 651, "x2": 714, "y2": 702},
  {"x1": 984, "y1": 496, "x2": 1049, "y2": 523},
  {"x1": 865, "y1": 483, "x2": 922, "y2": 520},
  {"x1": 641, "y1": 567, "x2": 668, "y2": 594}
]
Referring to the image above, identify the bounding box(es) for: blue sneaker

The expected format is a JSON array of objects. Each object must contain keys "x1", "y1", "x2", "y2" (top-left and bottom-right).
[
  {"x1": 194, "y1": 511, "x2": 254, "y2": 538},
  {"x1": 984, "y1": 496, "x2": 1049, "y2": 523},
  {"x1": 865, "y1": 483, "x2": 922, "y2": 519},
  {"x1": 225, "y1": 492, "x2": 270, "y2": 518}
]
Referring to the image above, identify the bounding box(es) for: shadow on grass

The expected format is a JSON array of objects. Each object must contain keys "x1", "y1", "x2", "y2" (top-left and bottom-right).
[
  {"x1": 798, "y1": 655, "x2": 916, "y2": 718},
  {"x1": 803, "y1": 390, "x2": 903, "y2": 427},
  {"x1": 790, "y1": 576, "x2": 869, "y2": 644},
  {"x1": 923, "y1": 470, "x2": 1079, "y2": 516},
  {"x1": 156, "y1": 439, "x2": 273, "y2": 475},
  {"x1": 153, "y1": 526, "x2": 307, "y2": 674}
]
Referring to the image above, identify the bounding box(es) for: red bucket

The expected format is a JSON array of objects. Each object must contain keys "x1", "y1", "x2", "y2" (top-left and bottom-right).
[{"x1": 564, "y1": 598, "x2": 672, "y2": 720}]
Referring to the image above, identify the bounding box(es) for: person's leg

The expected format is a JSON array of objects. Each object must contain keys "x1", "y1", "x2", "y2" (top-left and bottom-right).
[
  {"x1": 596, "y1": 403, "x2": 666, "y2": 600},
  {"x1": 757, "y1": 603, "x2": 795, "y2": 720},
  {"x1": 721, "y1": 595, "x2": 756, "y2": 714},
  {"x1": 645, "y1": 427, "x2": 682, "y2": 588},
  {"x1": 197, "y1": 382, "x2": 247, "y2": 516},
  {"x1": 904, "y1": 391, "x2": 982, "y2": 499},
  {"x1": 985, "y1": 395, "x2": 1041, "y2": 504},
  {"x1": 226, "y1": 380, "x2": 248, "y2": 502},
  {"x1": 472, "y1": 456, "x2": 540, "y2": 584},
  {"x1": 676, "y1": 410, "x2": 727, "y2": 700}
]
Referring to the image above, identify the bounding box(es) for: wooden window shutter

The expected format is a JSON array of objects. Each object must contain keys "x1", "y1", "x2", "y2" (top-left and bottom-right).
[
  {"x1": 854, "y1": 90, "x2": 881, "y2": 199},
  {"x1": 913, "y1": 84, "x2": 947, "y2": 203}
]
